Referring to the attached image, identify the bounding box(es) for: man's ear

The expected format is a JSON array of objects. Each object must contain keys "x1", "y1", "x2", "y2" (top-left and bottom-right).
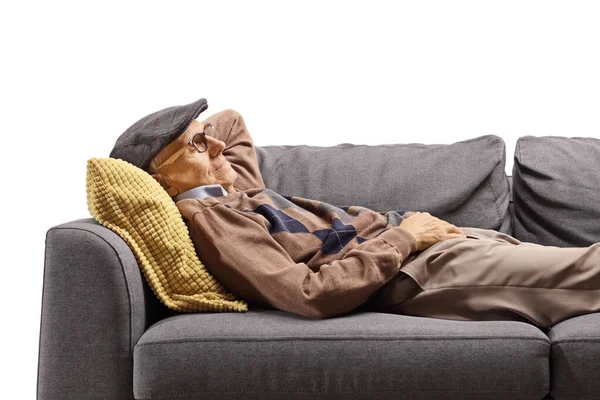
[{"x1": 150, "y1": 172, "x2": 179, "y2": 197}]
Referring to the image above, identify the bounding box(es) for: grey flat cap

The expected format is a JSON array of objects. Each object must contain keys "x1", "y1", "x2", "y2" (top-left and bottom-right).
[{"x1": 109, "y1": 98, "x2": 209, "y2": 171}]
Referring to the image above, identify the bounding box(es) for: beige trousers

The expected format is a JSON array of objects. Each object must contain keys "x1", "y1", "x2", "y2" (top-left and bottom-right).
[{"x1": 366, "y1": 227, "x2": 600, "y2": 329}]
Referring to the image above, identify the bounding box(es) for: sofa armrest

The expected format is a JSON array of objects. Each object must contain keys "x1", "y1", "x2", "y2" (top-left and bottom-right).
[{"x1": 37, "y1": 218, "x2": 149, "y2": 400}]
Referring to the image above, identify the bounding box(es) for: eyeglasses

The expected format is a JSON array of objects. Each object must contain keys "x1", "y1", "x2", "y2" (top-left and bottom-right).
[
  {"x1": 189, "y1": 122, "x2": 219, "y2": 153},
  {"x1": 150, "y1": 122, "x2": 219, "y2": 172}
]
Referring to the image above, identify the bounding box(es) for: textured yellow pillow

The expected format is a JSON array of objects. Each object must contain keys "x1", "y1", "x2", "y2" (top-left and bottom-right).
[{"x1": 86, "y1": 157, "x2": 248, "y2": 313}]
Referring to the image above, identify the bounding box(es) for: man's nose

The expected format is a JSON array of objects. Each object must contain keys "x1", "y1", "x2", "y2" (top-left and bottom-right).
[{"x1": 206, "y1": 135, "x2": 226, "y2": 157}]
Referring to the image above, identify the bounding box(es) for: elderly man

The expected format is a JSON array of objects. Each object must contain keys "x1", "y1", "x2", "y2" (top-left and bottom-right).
[{"x1": 110, "y1": 98, "x2": 600, "y2": 328}]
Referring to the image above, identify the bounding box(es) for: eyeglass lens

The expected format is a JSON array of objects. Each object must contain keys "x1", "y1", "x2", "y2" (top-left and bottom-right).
[
  {"x1": 192, "y1": 133, "x2": 208, "y2": 152},
  {"x1": 191, "y1": 123, "x2": 218, "y2": 152}
]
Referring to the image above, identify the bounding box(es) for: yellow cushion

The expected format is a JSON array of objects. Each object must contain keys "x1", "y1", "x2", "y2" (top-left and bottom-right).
[{"x1": 86, "y1": 157, "x2": 248, "y2": 313}]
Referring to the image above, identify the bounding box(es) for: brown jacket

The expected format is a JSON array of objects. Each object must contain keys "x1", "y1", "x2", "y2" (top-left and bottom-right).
[{"x1": 176, "y1": 112, "x2": 417, "y2": 319}]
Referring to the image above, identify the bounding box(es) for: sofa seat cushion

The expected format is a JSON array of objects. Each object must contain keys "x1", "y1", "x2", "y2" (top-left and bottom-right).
[
  {"x1": 512, "y1": 135, "x2": 600, "y2": 247},
  {"x1": 256, "y1": 135, "x2": 511, "y2": 234},
  {"x1": 547, "y1": 313, "x2": 600, "y2": 400},
  {"x1": 134, "y1": 309, "x2": 550, "y2": 400}
]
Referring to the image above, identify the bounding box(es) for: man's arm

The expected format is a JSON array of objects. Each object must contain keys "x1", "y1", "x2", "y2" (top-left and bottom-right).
[
  {"x1": 199, "y1": 109, "x2": 266, "y2": 191},
  {"x1": 181, "y1": 201, "x2": 418, "y2": 319}
]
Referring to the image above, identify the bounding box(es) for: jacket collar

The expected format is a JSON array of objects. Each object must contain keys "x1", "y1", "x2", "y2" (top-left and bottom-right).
[{"x1": 173, "y1": 184, "x2": 228, "y2": 202}]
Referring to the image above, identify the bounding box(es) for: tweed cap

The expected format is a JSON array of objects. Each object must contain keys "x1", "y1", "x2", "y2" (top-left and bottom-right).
[{"x1": 109, "y1": 98, "x2": 209, "y2": 171}]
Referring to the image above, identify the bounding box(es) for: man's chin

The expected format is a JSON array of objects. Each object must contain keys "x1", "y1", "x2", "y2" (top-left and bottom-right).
[{"x1": 228, "y1": 170, "x2": 238, "y2": 191}]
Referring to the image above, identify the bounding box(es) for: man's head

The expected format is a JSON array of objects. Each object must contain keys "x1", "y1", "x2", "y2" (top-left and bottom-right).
[
  {"x1": 148, "y1": 119, "x2": 237, "y2": 196},
  {"x1": 109, "y1": 98, "x2": 237, "y2": 196}
]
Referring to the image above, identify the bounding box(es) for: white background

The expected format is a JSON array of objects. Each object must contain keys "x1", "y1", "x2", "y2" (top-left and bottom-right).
[{"x1": 2, "y1": 1, "x2": 600, "y2": 397}]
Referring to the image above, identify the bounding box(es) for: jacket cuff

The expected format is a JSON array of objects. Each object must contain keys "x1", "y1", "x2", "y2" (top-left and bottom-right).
[{"x1": 377, "y1": 227, "x2": 418, "y2": 260}]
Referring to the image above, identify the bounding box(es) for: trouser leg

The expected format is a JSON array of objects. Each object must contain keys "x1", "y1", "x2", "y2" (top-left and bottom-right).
[{"x1": 367, "y1": 227, "x2": 600, "y2": 329}]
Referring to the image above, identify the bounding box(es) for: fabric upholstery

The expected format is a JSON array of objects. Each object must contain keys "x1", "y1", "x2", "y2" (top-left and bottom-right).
[
  {"x1": 134, "y1": 309, "x2": 549, "y2": 400},
  {"x1": 256, "y1": 135, "x2": 511, "y2": 234},
  {"x1": 38, "y1": 219, "x2": 148, "y2": 400},
  {"x1": 508, "y1": 176, "x2": 515, "y2": 229},
  {"x1": 547, "y1": 312, "x2": 600, "y2": 399},
  {"x1": 86, "y1": 157, "x2": 247, "y2": 312},
  {"x1": 512, "y1": 135, "x2": 600, "y2": 247}
]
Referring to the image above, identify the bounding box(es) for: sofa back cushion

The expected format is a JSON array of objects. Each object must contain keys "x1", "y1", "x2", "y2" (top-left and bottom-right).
[
  {"x1": 512, "y1": 135, "x2": 600, "y2": 247},
  {"x1": 256, "y1": 135, "x2": 511, "y2": 233}
]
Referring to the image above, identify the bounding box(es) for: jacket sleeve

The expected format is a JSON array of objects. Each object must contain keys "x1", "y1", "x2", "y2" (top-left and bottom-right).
[
  {"x1": 181, "y1": 201, "x2": 418, "y2": 319},
  {"x1": 200, "y1": 109, "x2": 266, "y2": 191}
]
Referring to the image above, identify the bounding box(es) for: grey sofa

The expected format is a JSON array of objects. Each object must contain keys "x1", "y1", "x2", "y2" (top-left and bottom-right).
[{"x1": 38, "y1": 134, "x2": 600, "y2": 400}]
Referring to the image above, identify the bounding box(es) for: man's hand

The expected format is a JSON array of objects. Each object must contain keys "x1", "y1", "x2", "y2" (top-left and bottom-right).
[{"x1": 399, "y1": 212, "x2": 466, "y2": 252}]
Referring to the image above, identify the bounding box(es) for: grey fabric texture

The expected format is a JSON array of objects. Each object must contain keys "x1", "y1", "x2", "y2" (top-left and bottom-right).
[
  {"x1": 512, "y1": 135, "x2": 600, "y2": 247},
  {"x1": 109, "y1": 98, "x2": 208, "y2": 171},
  {"x1": 134, "y1": 310, "x2": 549, "y2": 400},
  {"x1": 256, "y1": 135, "x2": 511, "y2": 234},
  {"x1": 37, "y1": 219, "x2": 151, "y2": 400},
  {"x1": 508, "y1": 176, "x2": 515, "y2": 229},
  {"x1": 547, "y1": 312, "x2": 600, "y2": 400}
]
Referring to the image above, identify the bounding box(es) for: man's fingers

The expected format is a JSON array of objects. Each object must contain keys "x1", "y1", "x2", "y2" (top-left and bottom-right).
[
  {"x1": 442, "y1": 232, "x2": 467, "y2": 240},
  {"x1": 447, "y1": 224, "x2": 463, "y2": 234}
]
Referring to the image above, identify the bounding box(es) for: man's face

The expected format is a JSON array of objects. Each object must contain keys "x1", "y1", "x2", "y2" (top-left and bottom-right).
[{"x1": 149, "y1": 119, "x2": 237, "y2": 195}]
